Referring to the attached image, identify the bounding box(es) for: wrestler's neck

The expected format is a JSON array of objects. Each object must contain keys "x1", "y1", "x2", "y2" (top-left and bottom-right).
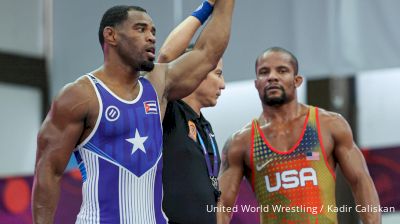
[
  {"x1": 262, "y1": 99, "x2": 306, "y2": 123},
  {"x1": 182, "y1": 97, "x2": 202, "y2": 117},
  {"x1": 101, "y1": 47, "x2": 141, "y2": 84}
]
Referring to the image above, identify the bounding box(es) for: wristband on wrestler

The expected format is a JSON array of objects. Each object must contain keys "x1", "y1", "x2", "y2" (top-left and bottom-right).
[{"x1": 191, "y1": 1, "x2": 214, "y2": 25}]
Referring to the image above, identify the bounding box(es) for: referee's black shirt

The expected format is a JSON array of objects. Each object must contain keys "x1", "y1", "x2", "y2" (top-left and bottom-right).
[{"x1": 162, "y1": 100, "x2": 220, "y2": 224}]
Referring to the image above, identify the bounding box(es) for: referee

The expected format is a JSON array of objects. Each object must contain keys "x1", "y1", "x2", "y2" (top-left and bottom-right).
[
  {"x1": 157, "y1": 1, "x2": 226, "y2": 223},
  {"x1": 163, "y1": 98, "x2": 222, "y2": 224}
]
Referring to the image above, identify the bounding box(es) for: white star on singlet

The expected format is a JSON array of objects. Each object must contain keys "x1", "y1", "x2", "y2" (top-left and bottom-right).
[{"x1": 126, "y1": 129, "x2": 148, "y2": 154}]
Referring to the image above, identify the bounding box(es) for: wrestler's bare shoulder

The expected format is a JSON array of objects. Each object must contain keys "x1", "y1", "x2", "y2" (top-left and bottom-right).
[
  {"x1": 228, "y1": 121, "x2": 253, "y2": 148},
  {"x1": 143, "y1": 63, "x2": 167, "y2": 83},
  {"x1": 317, "y1": 107, "x2": 348, "y2": 130},
  {"x1": 51, "y1": 76, "x2": 97, "y2": 116}
]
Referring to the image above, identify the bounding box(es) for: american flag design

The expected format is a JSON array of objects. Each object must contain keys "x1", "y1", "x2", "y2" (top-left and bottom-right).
[
  {"x1": 251, "y1": 106, "x2": 337, "y2": 224},
  {"x1": 306, "y1": 151, "x2": 320, "y2": 161}
]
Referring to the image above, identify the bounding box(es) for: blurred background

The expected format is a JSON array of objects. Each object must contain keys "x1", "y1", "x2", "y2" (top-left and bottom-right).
[{"x1": 0, "y1": 0, "x2": 399, "y2": 223}]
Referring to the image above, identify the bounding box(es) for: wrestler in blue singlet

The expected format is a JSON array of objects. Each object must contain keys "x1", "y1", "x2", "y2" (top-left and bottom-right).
[{"x1": 74, "y1": 74, "x2": 167, "y2": 224}]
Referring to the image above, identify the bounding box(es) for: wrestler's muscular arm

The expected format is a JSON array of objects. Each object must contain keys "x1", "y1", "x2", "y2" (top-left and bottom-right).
[
  {"x1": 217, "y1": 130, "x2": 250, "y2": 224},
  {"x1": 32, "y1": 78, "x2": 92, "y2": 224},
  {"x1": 146, "y1": 0, "x2": 235, "y2": 119},
  {"x1": 324, "y1": 111, "x2": 381, "y2": 224},
  {"x1": 158, "y1": 0, "x2": 216, "y2": 63}
]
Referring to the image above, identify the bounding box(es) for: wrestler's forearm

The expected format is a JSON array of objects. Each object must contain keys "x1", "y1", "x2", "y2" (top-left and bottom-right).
[
  {"x1": 157, "y1": 17, "x2": 201, "y2": 63},
  {"x1": 32, "y1": 166, "x2": 62, "y2": 224},
  {"x1": 194, "y1": 0, "x2": 234, "y2": 64},
  {"x1": 216, "y1": 202, "x2": 232, "y2": 224},
  {"x1": 351, "y1": 175, "x2": 381, "y2": 224}
]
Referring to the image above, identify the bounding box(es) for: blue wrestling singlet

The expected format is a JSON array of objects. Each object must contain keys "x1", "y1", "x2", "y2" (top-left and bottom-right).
[{"x1": 73, "y1": 74, "x2": 167, "y2": 224}]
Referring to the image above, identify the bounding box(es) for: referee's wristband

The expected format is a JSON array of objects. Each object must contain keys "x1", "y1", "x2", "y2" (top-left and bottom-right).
[{"x1": 191, "y1": 1, "x2": 214, "y2": 25}]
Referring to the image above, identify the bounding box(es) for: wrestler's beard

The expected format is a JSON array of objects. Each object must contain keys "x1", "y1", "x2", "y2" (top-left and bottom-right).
[
  {"x1": 139, "y1": 60, "x2": 155, "y2": 72},
  {"x1": 115, "y1": 42, "x2": 155, "y2": 72},
  {"x1": 263, "y1": 86, "x2": 288, "y2": 106}
]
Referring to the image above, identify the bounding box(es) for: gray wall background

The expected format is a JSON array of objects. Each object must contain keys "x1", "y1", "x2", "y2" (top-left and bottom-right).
[
  {"x1": 1, "y1": 0, "x2": 400, "y2": 91},
  {"x1": 50, "y1": 0, "x2": 400, "y2": 97},
  {"x1": 0, "y1": 0, "x2": 44, "y2": 56}
]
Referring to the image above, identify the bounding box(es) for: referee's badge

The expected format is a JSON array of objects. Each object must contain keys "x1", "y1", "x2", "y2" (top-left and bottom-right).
[{"x1": 188, "y1": 120, "x2": 197, "y2": 142}]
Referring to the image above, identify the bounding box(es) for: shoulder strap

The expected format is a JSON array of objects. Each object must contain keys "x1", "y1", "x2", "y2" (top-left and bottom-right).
[{"x1": 307, "y1": 106, "x2": 317, "y2": 128}]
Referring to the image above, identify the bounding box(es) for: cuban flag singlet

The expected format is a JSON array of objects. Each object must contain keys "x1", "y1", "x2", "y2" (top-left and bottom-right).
[{"x1": 74, "y1": 74, "x2": 168, "y2": 224}]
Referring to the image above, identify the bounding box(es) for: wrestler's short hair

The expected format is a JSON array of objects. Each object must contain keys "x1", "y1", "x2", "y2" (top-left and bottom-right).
[
  {"x1": 99, "y1": 5, "x2": 147, "y2": 49},
  {"x1": 255, "y1": 47, "x2": 299, "y2": 76}
]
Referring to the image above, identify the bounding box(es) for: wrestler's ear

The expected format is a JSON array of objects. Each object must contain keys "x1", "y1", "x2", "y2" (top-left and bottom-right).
[
  {"x1": 103, "y1": 26, "x2": 117, "y2": 46},
  {"x1": 254, "y1": 78, "x2": 261, "y2": 89},
  {"x1": 294, "y1": 74, "x2": 303, "y2": 88}
]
